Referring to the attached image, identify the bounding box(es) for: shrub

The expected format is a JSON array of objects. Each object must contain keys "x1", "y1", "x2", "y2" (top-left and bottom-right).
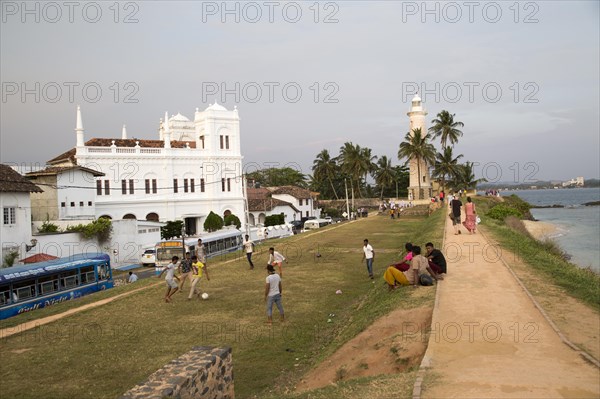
[
  {"x1": 264, "y1": 214, "x2": 284, "y2": 227},
  {"x1": 504, "y1": 215, "x2": 532, "y2": 238},
  {"x1": 224, "y1": 214, "x2": 241, "y2": 229},
  {"x1": 66, "y1": 217, "x2": 112, "y2": 243},
  {"x1": 3, "y1": 250, "x2": 19, "y2": 267},
  {"x1": 503, "y1": 195, "x2": 533, "y2": 220},
  {"x1": 486, "y1": 204, "x2": 522, "y2": 221},
  {"x1": 161, "y1": 220, "x2": 184, "y2": 240},
  {"x1": 323, "y1": 208, "x2": 341, "y2": 218},
  {"x1": 38, "y1": 221, "x2": 60, "y2": 233},
  {"x1": 204, "y1": 211, "x2": 224, "y2": 232}
]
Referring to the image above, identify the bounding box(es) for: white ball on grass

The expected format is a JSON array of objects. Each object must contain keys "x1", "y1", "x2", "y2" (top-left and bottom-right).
[{"x1": 201, "y1": 293, "x2": 209, "y2": 300}]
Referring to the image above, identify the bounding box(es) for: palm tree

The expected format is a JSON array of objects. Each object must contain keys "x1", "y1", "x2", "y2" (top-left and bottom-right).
[
  {"x1": 429, "y1": 110, "x2": 464, "y2": 149},
  {"x1": 397, "y1": 128, "x2": 436, "y2": 199},
  {"x1": 312, "y1": 149, "x2": 339, "y2": 199},
  {"x1": 360, "y1": 147, "x2": 378, "y2": 191},
  {"x1": 338, "y1": 142, "x2": 364, "y2": 198},
  {"x1": 375, "y1": 155, "x2": 395, "y2": 199},
  {"x1": 452, "y1": 161, "x2": 487, "y2": 191},
  {"x1": 432, "y1": 146, "x2": 463, "y2": 193}
]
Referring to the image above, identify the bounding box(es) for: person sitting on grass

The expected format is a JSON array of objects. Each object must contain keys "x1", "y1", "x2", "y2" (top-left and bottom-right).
[
  {"x1": 158, "y1": 256, "x2": 180, "y2": 302},
  {"x1": 404, "y1": 246, "x2": 443, "y2": 287},
  {"x1": 426, "y1": 242, "x2": 447, "y2": 275}
]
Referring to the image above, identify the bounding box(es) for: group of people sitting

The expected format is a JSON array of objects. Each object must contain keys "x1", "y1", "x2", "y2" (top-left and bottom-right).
[{"x1": 383, "y1": 242, "x2": 447, "y2": 290}]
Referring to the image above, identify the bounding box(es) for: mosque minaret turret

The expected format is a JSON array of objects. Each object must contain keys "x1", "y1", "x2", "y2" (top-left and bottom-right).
[{"x1": 75, "y1": 105, "x2": 85, "y2": 147}]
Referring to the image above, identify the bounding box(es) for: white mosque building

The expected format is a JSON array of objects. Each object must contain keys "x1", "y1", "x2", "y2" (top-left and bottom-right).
[
  {"x1": 407, "y1": 94, "x2": 433, "y2": 200},
  {"x1": 44, "y1": 103, "x2": 246, "y2": 235}
]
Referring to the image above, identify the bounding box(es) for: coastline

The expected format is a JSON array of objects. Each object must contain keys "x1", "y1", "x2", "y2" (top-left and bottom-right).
[{"x1": 522, "y1": 220, "x2": 560, "y2": 241}]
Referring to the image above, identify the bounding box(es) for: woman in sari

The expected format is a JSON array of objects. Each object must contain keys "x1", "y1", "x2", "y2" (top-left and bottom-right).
[{"x1": 463, "y1": 196, "x2": 477, "y2": 234}]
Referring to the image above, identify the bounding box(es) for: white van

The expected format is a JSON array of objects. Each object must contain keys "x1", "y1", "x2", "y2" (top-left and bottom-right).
[{"x1": 303, "y1": 219, "x2": 330, "y2": 230}]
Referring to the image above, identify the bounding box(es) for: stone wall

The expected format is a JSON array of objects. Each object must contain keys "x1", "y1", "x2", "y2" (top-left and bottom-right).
[{"x1": 121, "y1": 346, "x2": 233, "y2": 399}]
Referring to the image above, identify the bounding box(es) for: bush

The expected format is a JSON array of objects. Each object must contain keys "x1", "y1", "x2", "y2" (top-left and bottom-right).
[
  {"x1": 3, "y1": 250, "x2": 19, "y2": 267},
  {"x1": 204, "y1": 211, "x2": 224, "y2": 232},
  {"x1": 503, "y1": 195, "x2": 533, "y2": 220},
  {"x1": 224, "y1": 214, "x2": 241, "y2": 229},
  {"x1": 66, "y1": 217, "x2": 112, "y2": 243},
  {"x1": 264, "y1": 214, "x2": 284, "y2": 227},
  {"x1": 486, "y1": 204, "x2": 522, "y2": 221},
  {"x1": 504, "y1": 216, "x2": 532, "y2": 238},
  {"x1": 161, "y1": 220, "x2": 184, "y2": 240},
  {"x1": 38, "y1": 221, "x2": 60, "y2": 233},
  {"x1": 323, "y1": 208, "x2": 341, "y2": 218}
]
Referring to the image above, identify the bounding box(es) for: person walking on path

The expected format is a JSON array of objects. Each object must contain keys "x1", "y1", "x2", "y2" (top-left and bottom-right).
[
  {"x1": 268, "y1": 247, "x2": 287, "y2": 277},
  {"x1": 450, "y1": 193, "x2": 463, "y2": 235},
  {"x1": 264, "y1": 264, "x2": 284, "y2": 325},
  {"x1": 462, "y1": 196, "x2": 477, "y2": 234},
  {"x1": 188, "y1": 255, "x2": 210, "y2": 300},
  {"x1": 243, "y1": 234, "x2": 255, "y2": 270},
  {"x1": 178, "y1": 252, "x2": 193, "y2": 292},
  {"x1": 158, "y1": 256, "x2": 180, "y2": 302},
  {"x1": 362, "y1": 239, "x2": 375, "y2": 279}
]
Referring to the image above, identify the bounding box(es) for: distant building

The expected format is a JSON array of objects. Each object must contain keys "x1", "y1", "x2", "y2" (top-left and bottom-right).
[
  {"x1": 45, "y1": 103, "x2": 245, "y2": 235},
  {"x1": 26, "y1": 165, "x2": 105, "y2": 221},
  {"x1": 562, "y1": 177, "x2": 584, "y2": 187},
  {"x1": 246, "y1": 186, "x2": 320, "y2": 225},
  {"x1": 0, "y1": 164, "x2": 43, "y2": 265}
]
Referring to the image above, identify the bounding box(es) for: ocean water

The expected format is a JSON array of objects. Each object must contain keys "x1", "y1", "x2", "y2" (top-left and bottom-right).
[{"x1": 499, "y1": 188, "x2": 600, "y2": 272}]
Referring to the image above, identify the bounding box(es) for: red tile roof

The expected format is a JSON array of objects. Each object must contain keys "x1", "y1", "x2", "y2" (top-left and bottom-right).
[
  {"x1": 248, "y1": 198, "x2": 299, "y2": 212},
  {"x1": 47, "y1": 138, "x2": 197, "y2": 165},
  {"x1": 0, "y1": 164, "x2": 43, "y2": 193},
  {"x1": 268, "y1": 185, "x2": 318, "y2": 199},
  {"x1": 25, "y1": 165, "x2": 105, "y2": 178},
  {"x1": 19, "y1": 253, "x2": 59, "y2": 264}
]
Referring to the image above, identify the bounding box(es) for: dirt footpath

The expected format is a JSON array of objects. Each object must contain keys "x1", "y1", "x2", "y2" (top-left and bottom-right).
[{"x1": 420, "y1": 216, "x2": 600, "y2": 398}]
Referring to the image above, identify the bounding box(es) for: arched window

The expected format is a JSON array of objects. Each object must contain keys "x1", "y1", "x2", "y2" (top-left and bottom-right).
[
  {"x1": 223, "y1": 210, "x2": 232, "y2": 218},
  {"x1": 99, "y1": 215, "x2": 112, "y2": 220},
  {"x1": 146, "y1": 213, "x2": 159, "y2": 222},
  {"x1": 123, "y1": 213, "x2": 137, "y2": 220}
]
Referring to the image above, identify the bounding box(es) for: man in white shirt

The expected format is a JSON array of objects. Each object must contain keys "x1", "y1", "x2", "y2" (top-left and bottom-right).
[
  {"x1": 158, "y1": 256, "x2": 179, "y2": 302},
  {"x1": 361, "y1": 239, "x2": 375, "y2": 279},
  {"x1": 127, "y1": 271, "x2": 138, "y2": 283},
  {"x1": 268, "y1": 247, "x2": 287, "y2": 277},
  {"x1": 264, "y1": 264, "x2": 284, "y2": 325},
  {"x1": 243, "y1": 234, "x2": 255, "y2": 270}
]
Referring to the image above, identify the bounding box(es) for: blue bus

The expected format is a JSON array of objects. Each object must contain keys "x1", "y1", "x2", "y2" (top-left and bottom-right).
[{"x1": 0, "y1": 253, "x2": 113, "y2": 320}]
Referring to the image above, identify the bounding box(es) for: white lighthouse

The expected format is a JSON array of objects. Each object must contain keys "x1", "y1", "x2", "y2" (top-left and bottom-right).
[{"x1": 406, "y1": 94, "x2": 432, "y2": 201}]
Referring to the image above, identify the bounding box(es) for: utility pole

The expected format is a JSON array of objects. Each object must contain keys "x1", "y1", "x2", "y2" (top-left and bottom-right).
[
  {"x1": 345, "y1": 178, "x2": 350, "y2": 221},
  {"x1": 243, "y1": 174, "x2": 250, "y2": 236}
]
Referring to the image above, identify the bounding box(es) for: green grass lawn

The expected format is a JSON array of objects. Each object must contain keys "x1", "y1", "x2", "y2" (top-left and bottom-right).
[{"x1": 0, "y1": 211, "x2": 444, "y2": 399}]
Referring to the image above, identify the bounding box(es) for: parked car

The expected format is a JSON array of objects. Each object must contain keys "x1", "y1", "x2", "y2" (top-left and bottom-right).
[
  {"x1": 324, "y1": 216, "x2": 333, "y2": 224},
  {"x1": 140, "y1": 248, "x2": 156, "y2": 266},
  {"x1": 290, "y1": 220, "x2": 304, "y2": 234}
]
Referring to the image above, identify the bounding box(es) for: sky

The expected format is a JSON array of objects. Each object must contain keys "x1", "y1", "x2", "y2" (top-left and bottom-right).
[{"x1": 1, "y1": 0, "x2": 599, "y2": 183}]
